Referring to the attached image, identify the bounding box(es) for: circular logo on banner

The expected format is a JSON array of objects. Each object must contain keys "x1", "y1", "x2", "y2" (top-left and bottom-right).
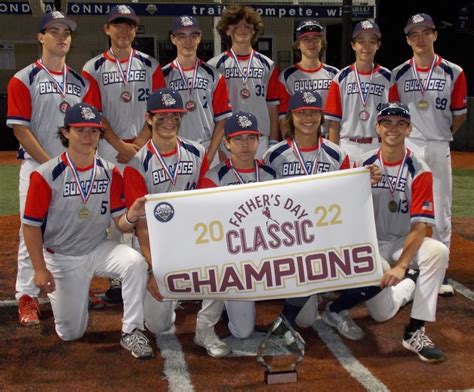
[{"x1": 154, "y1": 202, "x2": 175, "y2": 222}]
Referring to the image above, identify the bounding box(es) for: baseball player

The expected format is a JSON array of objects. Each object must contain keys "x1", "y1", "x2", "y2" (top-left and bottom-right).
[
  {"x1": 82, "y1": 4, "x2": 166, "y2": 303},
  {"x1": 6, "y1": 11, "x2": 91, "y2": 325},
  {"x1": 123, "y1": 88, "x2": 230, "y2": 358},
  {"x1": 325, "y1": 20, "x2": 391, "y2": 162},
  {"x1": 82, "y1": 4, "x2": 166, "y2": 165},
  {"x1": 278, "y1": 19, "x2": 339, "y2": 137},
  {"x1": 389, "y1": 13, "x2": 467, "y2": 296},
  {"x1": 199, "y1": 111, "x2": 276, "y2": 339},
  {"x1": 22, "y1": 103, "x2": 154, "y2": 359},
  {"x1": 208, "y1": 4, "x2": 280, "y2": 158},
  {"x1": 322, "y1": 102, "x2": 448, "y2": 363},
  {"x1": 162, "y1": 15, "x2": 232, "y2": 166}
]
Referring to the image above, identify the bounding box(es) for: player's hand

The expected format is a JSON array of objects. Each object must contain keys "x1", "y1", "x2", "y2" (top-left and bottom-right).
[
  {"x1": 128, "y1": 196, "x2": 146, "y2": 222},
  {"x1": 116, "y1": 142, "x2": 140, "y2": 164},
  {"x1": 380, "y1": 265, "x2": 406, "y2": 288},
  {"x1": 34, "y1": 267, "x2": 55, "y2": 293},
  {"x1": 147, "y1": 274, "x2": 163, "y2": 302},
  {"x1": 366, "y1": 164, "x2": 381, "y2": 184}
]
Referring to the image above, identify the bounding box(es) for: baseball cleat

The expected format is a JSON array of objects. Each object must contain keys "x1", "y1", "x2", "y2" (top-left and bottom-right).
[
  {"x1": 120, "y1": 329, "x2": 154, "y2": 359},
  {"x1": 194, "y1": 326, "x2": 231, "y2": 358},
  {"x1": 18, "y1": 295, "x2": 40, "y2": 326},
  {"x1": 438, "y1": 277, "x2": 455, "y2": 297},
  {"x1": 320, "y1": 302, "x2": 365, "y2": 340},
  {"x1": 402, "y1": 326, "x2": 444, "y2": 363},
  {"x1": 103, "y1": 278, "x2": 123, "y2": 304}
]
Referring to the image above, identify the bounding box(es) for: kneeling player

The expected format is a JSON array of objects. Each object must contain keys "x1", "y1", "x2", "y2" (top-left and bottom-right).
[
  {"x1": 199, "y1": 111, "x2": 276, "y2": 338},
  {"x1": 23, "y1": 103, "x2": 154, "y2": 359},
  {"x1": 321, "y1": 102, "x2": 448, "y2": 363},
  {"x1": 123, "y1": 88, "x2": 230, "y2": 358}
]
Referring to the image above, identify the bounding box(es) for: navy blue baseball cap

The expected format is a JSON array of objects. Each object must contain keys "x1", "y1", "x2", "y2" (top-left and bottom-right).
[
  {"x1": 39, "y1": 11, "x2": 77, "y2": 33},
  {"x1": 352, "y1": 20, "x2": 381, "y2": 39},
  {"x1": 107, "y1": 5, "x2": 139, "y2": 24},
  {"x1": 289, "y1": 90, "x2": 323, "y2": 112},
  {"x1": 172, "y1": 15, "x2": 202, "y2": 34},
  {"x1": 377, "y1": 102, "x2": 411, "y2": 122},
  {"x1": 225, "y1": 112, "x2": 260, "y2": 138},
  {"x1": 295, "y1": 19, "x2": 324, "y2": 39},
  {"x1": 65, "y1": 103, "x2": 105, "y2": 129},
  {"x1": 147, "y1": 88, "x2": 186, "y2": 114},
  {"x1": 404, "y1": 13, "x2": 436, "y2": 35}
]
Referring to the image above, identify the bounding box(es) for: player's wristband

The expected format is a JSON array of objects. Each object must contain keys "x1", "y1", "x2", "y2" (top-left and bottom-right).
[
  {"x1": 269, "y1": 139, "x2": 278, "y2": 146},
  {"x1": 124, "y1": 211, "x2": 138, "y2": 226}
]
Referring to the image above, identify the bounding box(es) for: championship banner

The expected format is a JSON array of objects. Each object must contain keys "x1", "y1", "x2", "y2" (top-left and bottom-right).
[{"x1": 145, "y1": 167, "x2": 383, "y2": 301}]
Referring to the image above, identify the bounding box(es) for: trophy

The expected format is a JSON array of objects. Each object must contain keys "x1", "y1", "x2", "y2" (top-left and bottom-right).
[{"x1": 256, "y1": 315, "x2": 306, "y2": 384}]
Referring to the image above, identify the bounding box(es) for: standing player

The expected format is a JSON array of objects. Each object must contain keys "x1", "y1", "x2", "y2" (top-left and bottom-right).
[
  {"x1": 199, "y1": 111, "x2": 276, "y2": 339},
  {"x1": 123, "y1": 88, "x2": 230, "y2": 358},
  {"x1": 6, "y1": 11, "x2": 91, "y2": 325},
  {"x1": 325, "y1": 20, "x2": 391, "y2": 162},
  {"x1": 82, "y1": 4, "x2": 166, "y2": 302},
  {"x1": 82, "y1": 4, "x2": 166, "y2": 164},
  {"x1": 208, "y1": 4, "x2": 280, "y2": 158},
  {"x1": 163, "y1": 15, "x2": 232, "y2": 165},
  {"x1": 278, "y1": 19, "x2": 339, "y2": 137},
  {"x1": 389, "y1": 13, "x2": 467, "y2": 296},
  {"x1": 22, "y1": 103, "x2": 154, "y2": 359},
  {"x1": 322, "y1": 102, "x2": 448, "y2": 363}
]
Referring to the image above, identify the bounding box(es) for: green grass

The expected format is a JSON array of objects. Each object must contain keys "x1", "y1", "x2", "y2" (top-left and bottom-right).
[
  {"x1": 0, "y1": 165, "x2": 472, "y2": 217},
  {"x1": 452, "y1": 168, "x2": 474, "y2": 218},
  {"x1": 0, "y1": 165, "x2": 19, "y2": 216}
]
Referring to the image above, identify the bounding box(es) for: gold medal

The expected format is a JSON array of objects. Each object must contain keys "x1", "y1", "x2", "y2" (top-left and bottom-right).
[
  {"x1": 417, "y1": 99, "x2": 429, "y2": 110},
  {"x1": 79, "y1": 206, "x2": 91, "y2": 220},
  {"x1": 388, "y1": 200, "x2": 398, "y2": 213}
]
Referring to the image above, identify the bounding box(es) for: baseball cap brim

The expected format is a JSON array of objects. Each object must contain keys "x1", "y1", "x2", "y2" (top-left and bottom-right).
[
  {"x1": 172, "y1": 26, "x2": 202, "y2": 34},
  {"x1": 404, "y1": 22, "x2": 435, "y2": 35},
  {"x1": 352, "y1": 28, "x2": 381, "y2": 39},
  {"x1": 149, "y1": 108, "x2": 186, "y2": 114},
  {"x1": 67, "y1": 122, "x2": 106, "y2": 129},
  {"x1": 108, "y1": 15, "x2": 139, "y2": 24},
  {"x1": 297, "y1": 31, "x2": 324, "y2": 40},
  {"x1": 290, "y1": 105, "x2": 323, "y2": 112},
  {"x1": 226, "y1": 130, "x2": 261, "y2": 138},
  {"x1": 42, "y1": 18, "x2": 77, "y2": 32}
]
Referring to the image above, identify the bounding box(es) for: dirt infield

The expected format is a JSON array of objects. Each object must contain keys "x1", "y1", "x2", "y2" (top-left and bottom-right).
[{"x1": 1, "y1": 151, "x2": 473, "y2": 390}]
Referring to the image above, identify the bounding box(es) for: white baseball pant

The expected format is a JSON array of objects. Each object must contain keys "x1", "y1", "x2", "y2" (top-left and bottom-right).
[
  {"x1": 45, "y1": 239, "x2": 148, "y2": 340},
  {"x1": 366, "y1": 237, "x2": 448, "y2": 322}
]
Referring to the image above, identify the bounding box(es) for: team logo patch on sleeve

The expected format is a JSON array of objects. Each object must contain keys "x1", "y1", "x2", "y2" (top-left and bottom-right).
[
  {"x1": 422, "y1": 200, "x2": 433, "y2": 211},
  {"x1": 154, "y1": 202, "x2": 175, "y2": 222}
]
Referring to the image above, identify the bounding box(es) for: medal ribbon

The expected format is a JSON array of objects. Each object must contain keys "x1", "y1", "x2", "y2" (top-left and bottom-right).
[
  {"x1": 150, "y1": 139, "x2": 181, "y2": 186},
  {"x1": 378, "y1": 148, "x2": 408, "y2": 199},
  {"x1": 65, "y1": 152, "x2": 98, "y2": 204},
  {"x1": 174, "y1": 58, "x2": 199, "y2": 99},
  {"x1": 410, "y1": 55, "x2": 437, "y2": 97},
  {"x1": 110, "y1": 48, "x2": 135, "y2": 86},
  {"x1": 229, "y1": 159, "x2": 260, "y2": 184},
  {"x1": 292, "y1": 138, "x2": 320, "y2": 176},
  {"x1": 353, "y1": 63, "x2": 374, "y2": 108},
  {"x1": 230, "y1": 49, "x2": 254, "y2": 88},
  {"x1": 38, "y1": 59, "x2": 68, "y2": 98}
]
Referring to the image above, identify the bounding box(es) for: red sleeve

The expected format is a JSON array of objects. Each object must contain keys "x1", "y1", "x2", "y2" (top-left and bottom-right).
[
  {"x1": 324, "y1": 80, "x2": 342, "y2": 118},
  {"x1": 198, "y1": 177, "x2": 218, "y2": 189},
  {"x1": 389, "y1": 84, "x2": 400, "y2": 102},
  {"x1": 196, "y1": 154, "x2": 210, "y2": 188},
  {"x1": 7, "y1": 77, "x2": 31, "y2": 122},
  {"x1": 278, "y1": 79, "x2": 290, "y2": 116},
  {"x1": 339, "y1": 154, "x2": 351, "y2": 170},
  {"x1": 410, "y1": 171, "x2": 435, "y2": 219},
  {"x1": 212, "y1": 75, "x2": 232, "y2": 118},
  {"x1": 451, "y1": 70, "x2": 467, "y2": 111},
  {"x1": 152, "y1": 65, "x2": 166, "y2": 91},
  {"x1": 110, "y1": 166, "x2": 126, "y2": 214},
  {"x1": 123, "y1": 166, "x2": 149, "y2": 209},
  {"x1": 23, "y1": 172, "x2": 51, "y2": 222},
  {"x1": 266, "y1": 66, "x2": 280, "y2": 102},
  {"x1": 81, "y1": 70, "x2": 102, "y2": 111}
]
